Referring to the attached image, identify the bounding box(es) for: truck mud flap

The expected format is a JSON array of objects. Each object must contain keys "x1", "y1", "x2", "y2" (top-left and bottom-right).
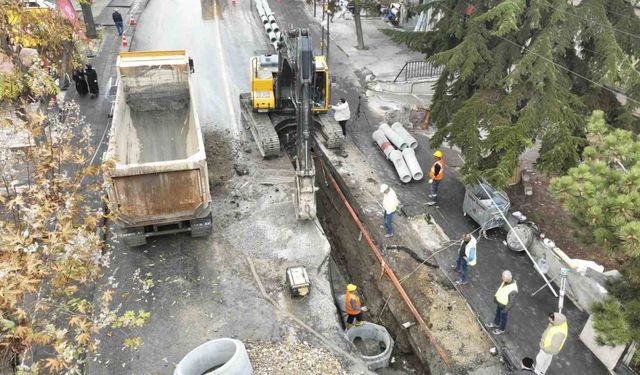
[
  {"x1": 121, "y1": 227, "x2": 147, "y2": 247},
  {"x1": 190, "y1": 214, "x2": 213, "y2": 237}
]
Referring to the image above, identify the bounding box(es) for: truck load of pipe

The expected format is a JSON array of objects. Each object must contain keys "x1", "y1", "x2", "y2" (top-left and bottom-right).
[
  {"x1": 402, "y1": 148, "x2": 423, "y2": 180},
  {"x1": 391, "y1": 122, "x2": 418, "y2": 149},
  {"x1": 372, "y1": 130, "x2": 394, "y2": 159},
  {"x1": 378, "y1": 122, "x2": 408, "y2": 150},
  {"x1": 389, "y1": 149, "x2": 412, "y2": 183}
]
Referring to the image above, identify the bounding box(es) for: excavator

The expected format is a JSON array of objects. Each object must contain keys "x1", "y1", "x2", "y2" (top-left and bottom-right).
[{"x1": 240, "y1": 27, "x2": 344, "y2": 220}]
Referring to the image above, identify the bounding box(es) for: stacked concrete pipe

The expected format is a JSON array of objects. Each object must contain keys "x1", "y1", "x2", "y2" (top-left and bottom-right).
[
  {"x1": 389, "y1": 150, "x2": 412, "y2": 183},
  {"x1": 391, "y1": 122, "x2": 418, "y2": 149},
  {"x1": 402, "y1": 148, "x2": 423, "y2": 180},
  {"x1": 372, "y1": 130, "x2": 394, "y2": 159},
  {"x1": 255, "y1": 0, "x2": 281, "y2": 49},
  {"x1": 379, "y1": 123, "x2": 408, "y2": 150}
]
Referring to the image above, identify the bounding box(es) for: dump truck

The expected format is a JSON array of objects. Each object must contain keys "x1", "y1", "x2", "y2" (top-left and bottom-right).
[{"x1": 104, "y1": 50, "x2": 212, "y2": 247}]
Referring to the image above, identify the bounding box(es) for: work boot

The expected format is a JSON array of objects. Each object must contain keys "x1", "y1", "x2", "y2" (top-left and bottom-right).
[
  {"x1": 355, "y1": 320, "x2": 365, "y2": 327},
  {"x1": 345, "y1": 323, "x2": 353, "y2": 330}
]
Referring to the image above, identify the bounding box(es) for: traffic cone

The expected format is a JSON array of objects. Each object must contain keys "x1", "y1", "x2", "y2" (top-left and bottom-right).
[
  {"x1": 121, "y1": 35, "x2": 128, "y2": 48},
  {"x1": 129, "y1": 16, "x2": 136, "y2": 25}
]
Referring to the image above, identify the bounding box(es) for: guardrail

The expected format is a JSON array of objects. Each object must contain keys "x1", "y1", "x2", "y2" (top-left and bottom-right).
[{"x1": 393, "y1": 60, "x2": 443, "y2": 82}]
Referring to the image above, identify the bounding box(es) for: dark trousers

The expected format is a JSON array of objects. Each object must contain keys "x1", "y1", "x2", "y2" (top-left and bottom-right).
[
  {"x1": 493, "y1": 304, "x2": 509, "y2": 331},
  {"x1": 115, "y1": 22, "x2": 124, "y2": 36},
  {"x1": 346, "y1": 311, "x2": 363, "y2": 324},
  {"x1": 455, "y1": 257, "x2": 468, "y2": 282},
  {"x1": 338, "y1": 120, "x2": 347, "y2": 136},
  {"x1": 383, "y1": 211, "x2": 394, "y2": 235}
]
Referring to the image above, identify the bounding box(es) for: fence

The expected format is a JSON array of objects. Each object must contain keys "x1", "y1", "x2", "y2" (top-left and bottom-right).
[{"x1": 393, "y1": 61, "x2": 443, "y2": 82}]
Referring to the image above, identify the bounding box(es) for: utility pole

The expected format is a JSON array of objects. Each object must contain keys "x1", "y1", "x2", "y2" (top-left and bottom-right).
[
  {"x1": 80, "y1": 1, "x2": 98, "y2": 39},
  {"x1": 313, "y1": 0, "x2": 316, "y2": 17},
  {"x1": 353, "y1": 0, "x2": 365, "y2": 49}
]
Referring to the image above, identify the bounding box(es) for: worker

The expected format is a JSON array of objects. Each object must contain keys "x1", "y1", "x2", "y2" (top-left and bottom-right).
[
  {"x1": 452, "y1": 233, "x2": 476, "y2": 285},
  {"x1": 344, "y1": 284, "x2": 368, "y2": 329},
  {"x1": 329, "y1": 98, "x2": 350, "y2": 136},
  {"x1": 380, "y1": 184, "x2": 399, "y2": 238},
  {"x1": 534, "y1": 312, "x2": 568, "y2": 375},
  {"x1": 427, "y1": 150, "x2": 444, "y2": 206},
  {"x1": 486, "y1": 270, "x2": 518, "y2": 335},
  {"x1": 511, "y1": 357, "x2": 535, "y2": 374}
]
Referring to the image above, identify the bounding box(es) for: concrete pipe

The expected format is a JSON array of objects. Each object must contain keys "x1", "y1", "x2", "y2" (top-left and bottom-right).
[
  {"x1": 401, "y1": 148, "x2": 423, "y2": 180},
  {"x1": 345, "y1": 322, "x2": 395, "y2": 370},
  {"x1": 260, "y1": 14, "x2": 269, "y2": 24},
  {"x1": 372, "y1": 130, "x2": 395, "y2": 159},
  {"x1": 267, "y1": 14, "x2": 277, "y2": 25},
  {"x1": 271, "y1": 22, "x2": 280, "y2": 33},
  {"x1": 391, "y1": 122, "x2": 418, "y2": 149},
  {"x1": 268, "y1": 31, "x2": 278, "y2": 43},
  {"x1": 263, "y1": 22, "x2": 273, "y2": 33},
  {"x1": 379, "y1": 123, "x2": 408, "y2": 150},
  {"x1": 174, "y1": 338, "x2": 253, "y2": 375},
  {"x1": 389, "y1": 149, "x2": 412, "y2": 183}
]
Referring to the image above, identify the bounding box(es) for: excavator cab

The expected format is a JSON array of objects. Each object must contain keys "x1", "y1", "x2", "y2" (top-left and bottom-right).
[{"x1": 250, "y1": 52, "x2": 329, "y2": 114}]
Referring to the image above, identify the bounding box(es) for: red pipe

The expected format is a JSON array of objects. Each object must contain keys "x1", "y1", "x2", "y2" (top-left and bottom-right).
[{"x1": 325, "y1": 168, "x2": 452, "y2": 368}]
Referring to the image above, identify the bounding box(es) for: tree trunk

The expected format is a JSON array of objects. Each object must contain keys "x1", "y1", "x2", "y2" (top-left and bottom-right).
[
  {"x1": 354, "y1": 1, "x2": 365, "y2": 49},
  {"x1": 80, "y1": 2, "x2": 98, "y2": 39}
]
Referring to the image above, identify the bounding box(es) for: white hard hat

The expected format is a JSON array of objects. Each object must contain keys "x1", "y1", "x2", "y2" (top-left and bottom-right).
[{"x1": 380, "y1": 184, "x2": 389, "y2": 193}]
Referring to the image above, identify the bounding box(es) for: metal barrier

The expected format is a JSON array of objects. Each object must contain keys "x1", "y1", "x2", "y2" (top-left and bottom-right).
[{"x1": 393, "y1": 61, "x2": 443, "y2": 82}]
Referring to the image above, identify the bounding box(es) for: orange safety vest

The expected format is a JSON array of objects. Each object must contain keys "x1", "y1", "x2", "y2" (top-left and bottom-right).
[
  {"x1": 429, "y1": 160, "x2": 444, "y2": 181},
  {"x1": 345, "y1": 292, "x2": 361, "y2": 315}
]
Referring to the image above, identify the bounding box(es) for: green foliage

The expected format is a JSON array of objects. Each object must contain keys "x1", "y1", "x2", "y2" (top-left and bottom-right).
[
  {"x1": 552, "y1": 111, "x2": 640, "y2": 346},
  {"x1": 384, "y1": 0, "x2": 640, "y2": 188}
]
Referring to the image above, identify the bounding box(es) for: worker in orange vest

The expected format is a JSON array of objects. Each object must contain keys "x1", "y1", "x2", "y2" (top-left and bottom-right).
[
  {"x1": 427, "y1": 150, "x2": 444, "y2": 206},
  {"x1": 345, "y1": 284, "x2": 368, "y2": 329}
]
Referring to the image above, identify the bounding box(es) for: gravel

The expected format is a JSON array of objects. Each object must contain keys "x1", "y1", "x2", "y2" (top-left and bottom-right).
[{"x1": 246, "y1": 340, "x2": 349, "y2": 375}]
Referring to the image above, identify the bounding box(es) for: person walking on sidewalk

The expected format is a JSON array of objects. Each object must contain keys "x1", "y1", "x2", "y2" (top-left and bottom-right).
[
  {"x1": 72, "y1": 69, "x2": 88, "y2": 96},
  {"x1": 427, "y1": 150, "x2": 444, "y2": 206},
  {"x1": 534, "y1": 312, "x2": 568, "y2": 375},
  {"x1": 452, "y1": 233, "x2": 476, "y2": 285},
  {"x1": 330, "y1": 98, "x2": 350, "y2": 136},
  {"x1": 511, "y1": 357, "x2": 535, "y2": 374},
  {"x1": 112, "y1": 9, "x2": 124, "y2": 36},
  {"x1": 486, "y1": 270, "x2": 518, "y2": 335},
  {"x1": 381, "y1": 184, "x2": 399, "y2": 238},
  {"x1": 85, "y1": 64, "x2": 99, "y2": 99},
  {"x1": 345, "y1": 284, "x2": 368, "y2": 329}
]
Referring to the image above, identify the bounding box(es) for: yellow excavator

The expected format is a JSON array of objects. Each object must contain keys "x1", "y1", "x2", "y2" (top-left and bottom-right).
[{"x1": 240, "y1": 27, "x2": 344, "y2": 219}]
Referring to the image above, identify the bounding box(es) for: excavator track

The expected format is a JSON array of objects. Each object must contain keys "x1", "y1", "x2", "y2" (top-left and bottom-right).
[
  {"x1": 240, "y1": 93, "x2": 281, "y2": 158},
  {"x1": 317, "y1": 116, "x2": 345, "y2": 149}
]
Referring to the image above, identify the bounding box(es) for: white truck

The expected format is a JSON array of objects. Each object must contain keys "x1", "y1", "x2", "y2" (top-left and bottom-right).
[{"x1": 104, "y1": 50, "x2": 212, "y2": 247}]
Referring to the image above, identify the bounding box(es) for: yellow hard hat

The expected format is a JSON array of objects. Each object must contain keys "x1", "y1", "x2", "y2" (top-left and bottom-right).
[
  {"x1": 346, "y1": 284, "x2": 357, "y2": 292},
  {"x1": 433, "y1": 150, "x2": 443, "y2": 158}
]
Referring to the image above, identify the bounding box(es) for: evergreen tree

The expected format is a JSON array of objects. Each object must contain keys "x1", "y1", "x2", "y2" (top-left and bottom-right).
[
  {"x1": 384, "y1": 0, "x2": 640, "y2": 187},
  {"x1": 551, "y1": 110, "x2": 640, "y2": 353}
]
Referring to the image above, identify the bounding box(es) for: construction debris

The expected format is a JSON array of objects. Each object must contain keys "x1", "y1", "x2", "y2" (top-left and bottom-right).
[{"x1": 245, "y1": 341, "x2": 349, "y2": 375}]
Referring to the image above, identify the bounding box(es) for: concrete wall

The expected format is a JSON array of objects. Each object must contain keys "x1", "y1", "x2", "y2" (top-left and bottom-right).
[{"x1": 367, "y1": 78, "x2": 437, "y2": 96}]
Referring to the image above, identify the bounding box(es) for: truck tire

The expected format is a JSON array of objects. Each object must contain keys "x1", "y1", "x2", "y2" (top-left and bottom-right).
[
  {"x1": 121, "y1": 227, "x2": 147, "y2": 247},
  {"x1": 190, "y1": 213, "x2": 213, "y2": 238},
  {"x1": 174, "y1": 338, "x2": 253, "y2": 375}
]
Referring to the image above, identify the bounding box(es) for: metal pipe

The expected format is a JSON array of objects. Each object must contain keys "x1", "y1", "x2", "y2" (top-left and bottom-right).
[
  {"x1": 401, "y1": 148, "x2": 424, "y2": 180},
  {"x1": 372, "y1": 130, "x2": 394, "y2": 159},
  {"x1": 391, "y1": 122, "x2": 418, "y2": 149},
  {"x1": 389, "y1": 149, "x2": 412, "y2": 183},
  {"x1": 321, "y1": 162, "x2": 452, "y2": 369},
  {"x1": 379, "y1": 123, "x2": 408, "y2": 150}
]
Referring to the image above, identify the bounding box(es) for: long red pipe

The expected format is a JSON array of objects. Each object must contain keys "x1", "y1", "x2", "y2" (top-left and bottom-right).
[{"x1": 325, "y1": 168, "x2": 452, "y2": 368}]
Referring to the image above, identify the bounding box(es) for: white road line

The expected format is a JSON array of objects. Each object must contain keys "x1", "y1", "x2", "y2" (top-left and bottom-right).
[{"x1": 212, "y1": 0, "x2": 240, "y2": 135}]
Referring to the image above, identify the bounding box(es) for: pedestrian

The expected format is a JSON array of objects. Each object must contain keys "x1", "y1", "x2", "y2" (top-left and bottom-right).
[
  {"x1": 85, "y1": 64, "x2": 99, "y2": 99},
  {"x1": 534, "y1": 312, "x2": 568, "y2": 375},
  {"x1": 452, "y1": 233, "x2": 476, "y2": 285},
  {"x1": 486, "y1": 270, "x2": 518, "y2": 335},
  {"x1": 329, "y1": 98, "x2": 350, "y2": 136},
  {"x1": 344, "y1": 283, "x2": 368, "y2": 329},
  {"x1": 188, "y1": 57, "x2": 195, "y2": 73},
  {"x1": 380, "y1": 183, "x2": 399, "y2": 238},
  {"x1": 511, "y1": 357, "x2": 535, "y2": 374},
  {"x1": 427, "y1": 150, "x2": 444, "y2": 206},
  {"x1": 72, "y1": 69, "x2": 88, "y2": 96},
  {"x1": 112, "y1": 9, "x2": 124, "y2": 36}
]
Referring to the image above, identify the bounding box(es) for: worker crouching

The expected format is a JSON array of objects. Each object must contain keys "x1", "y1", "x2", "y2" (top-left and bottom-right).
[{"x1": 345, "y1": 284, "x2": 369, "y2": 329}]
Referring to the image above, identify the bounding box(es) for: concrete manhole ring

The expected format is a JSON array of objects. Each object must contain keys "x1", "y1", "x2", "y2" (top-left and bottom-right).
[
  {"x1": 345, "y1": 322, "x2": 394, "y2": 370},
  {"x1": 174, "y1": 338, "x2": 253, "y2": 375}
]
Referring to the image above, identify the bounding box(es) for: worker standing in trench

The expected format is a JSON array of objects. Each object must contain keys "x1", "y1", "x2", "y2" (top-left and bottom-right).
[{"x1": 345, "y1": 284, "x2": 368, "y2": 329}]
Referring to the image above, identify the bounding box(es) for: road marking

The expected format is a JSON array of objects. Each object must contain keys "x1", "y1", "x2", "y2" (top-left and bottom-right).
[{"x1": 212, "y1": 0, "x2": 240, "y2": 135}]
